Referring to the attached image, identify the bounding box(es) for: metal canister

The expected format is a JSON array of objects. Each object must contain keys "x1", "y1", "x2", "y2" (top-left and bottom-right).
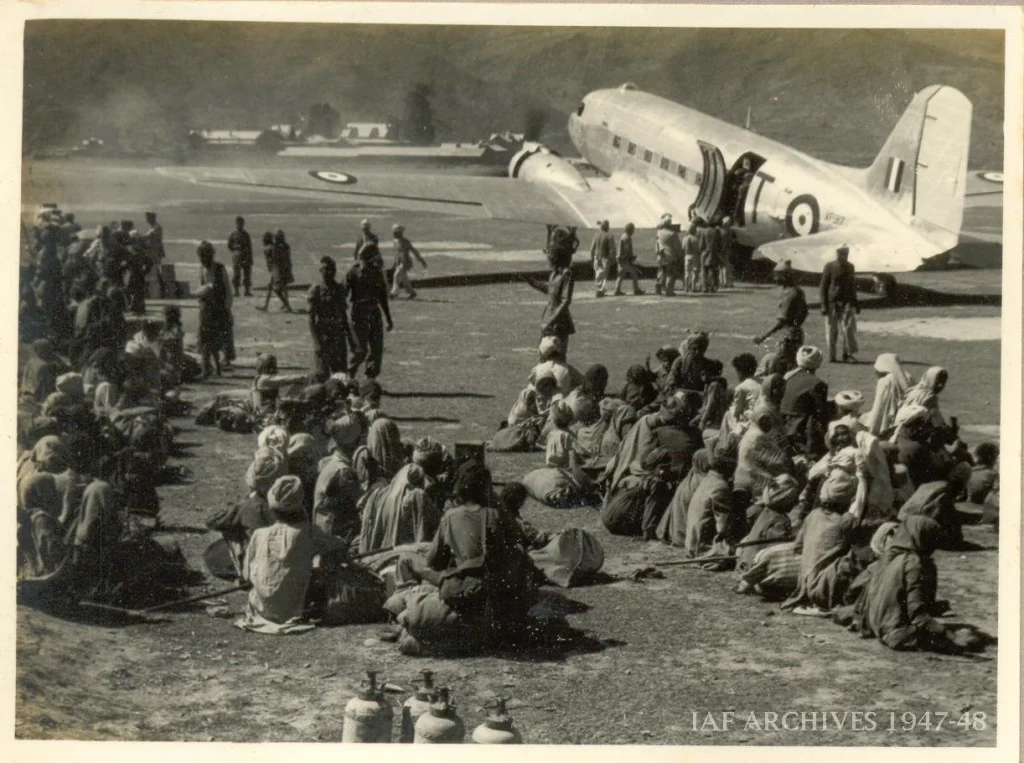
[
  {"x1": 413, "y1": 688, "x2": 465, "y2": 744},
  {"x1": 342, "y1": 670, "x2": 394, "y2": 743},
  {"x1": 400, "y1": 669, "x2": 437, "y2": 743},
  {"x1": 472, "y1": 698, "x2": 523, "y2": 744}
]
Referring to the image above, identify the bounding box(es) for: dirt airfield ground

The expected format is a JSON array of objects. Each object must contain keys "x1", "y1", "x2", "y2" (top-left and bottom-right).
[{"x1": 16, "y1": 160, "x2": 1002, "y2": 745}]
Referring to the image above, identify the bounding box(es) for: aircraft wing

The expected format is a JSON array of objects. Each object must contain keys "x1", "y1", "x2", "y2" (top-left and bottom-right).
[
  {"x1": 754, "y1": 225, "x2": 943, "y2": 274},
  {"x1": 155, "y1": 166, "x2": 663, "y2": 229}
]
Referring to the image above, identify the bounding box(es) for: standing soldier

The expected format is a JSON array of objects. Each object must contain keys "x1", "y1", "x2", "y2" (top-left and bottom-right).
[
  {"x1": 390, "y1": 223, "x2": 428, "y2": 299},
  {"x1": 697, "y1": 217, "x2": 718, "y2": 293},
  {"x1": 753, "y1": 259, "x2": 808, "y2": 373},
  {"x1": 612, "y1": 222, "x2": 645, "y2": 296},
  {"x1": 123, "y1": 229, "x2": 149, "y2": 316},
  {"x1": 227, "y1": 215, "x2": 254, "y2": 297},
  {"x1": 655, "y1": 214, "x2": 684, "y2": 296},
  {"x1": 353, "y1": 218, "x2": 378, "y2": 261},
  {"x1": 819, "y1": 244, "x2": 860, "y2": 363},
  {"x1": 143, "y1": 212, "x2": 166, "y2": 298},
  {"x1": 681, "y1": 221, "x2": 700, "y2": 293},
  {"x1": 308, "y1": 256, "x2": 358, "y2": 379},
  {"x1": 258, "y1": 229, "x2": 294, "y2": 312},
  {"x1": 346, "y1": 243, "x2": 394, "y2": 380},
  {"x1": 590, "y1": 220, "x2": 616, "y2": 298},
  {"x1": 719, "y1": 217, "x2": 736, "y2": 288}
]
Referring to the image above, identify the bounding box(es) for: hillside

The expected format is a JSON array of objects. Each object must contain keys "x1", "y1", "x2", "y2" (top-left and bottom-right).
[{"x1": 23, "y1": 23, "x2": 1005, "y2": 166}]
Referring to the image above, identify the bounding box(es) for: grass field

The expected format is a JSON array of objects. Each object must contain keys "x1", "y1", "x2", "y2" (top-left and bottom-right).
[{"x1": 15, "y1": 160, "x2": 1002, "y2": 745}]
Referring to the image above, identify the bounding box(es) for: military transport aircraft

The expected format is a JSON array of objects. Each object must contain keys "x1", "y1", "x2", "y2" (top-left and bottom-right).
[{"x1": 159, "y1": 83, "x2": 1003, "y2": 273}]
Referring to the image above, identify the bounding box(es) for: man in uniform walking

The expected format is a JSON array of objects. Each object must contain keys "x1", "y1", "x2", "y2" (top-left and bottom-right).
[
  {"x1": 753, "y1": 259, "x2": 808, "y2": 373},
  {"x1": 308, "y1": 256, "x2": 357, "y2": 379},
  {"x1": 347, "y1": 243, "x2": 394, "y2": 380},
  {"x1": 590, "y1": 220, "x2": 616, "y2": 298},
  {"x1": 819, "y1": 244, "x2": 860, "y2": 363},
  {"x1": 353, "y1": 218, "x2": 379, "y2": 261},
  {"x1": 390, "y1": 223, "x2": 428, "y2": 299},
  {"x1": 612, "y1": 222, "x2": 644, "y2": 296},
  {"x1": 227, "y1": 215, "x2": 254, "y2": 297}
]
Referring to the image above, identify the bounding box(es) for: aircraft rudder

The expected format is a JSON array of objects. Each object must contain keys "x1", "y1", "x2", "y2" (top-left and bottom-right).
[{"x1": 864, "y1": 85, "x2": 972, "y2": 245}]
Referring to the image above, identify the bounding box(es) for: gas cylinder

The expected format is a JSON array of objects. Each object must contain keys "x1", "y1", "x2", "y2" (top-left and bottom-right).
[
  {"x1": 413, "y1": 688, "x2": 466, "y2": 744},
  {"x1": 400, "y1": 669, "x2": 437, "y2": 743},
  {"x1": 342, "y1": 670, "x2": 394, "y2": 743},
  {"x1": 472, "y1": 698, "x2": 523, "y2": 744}
]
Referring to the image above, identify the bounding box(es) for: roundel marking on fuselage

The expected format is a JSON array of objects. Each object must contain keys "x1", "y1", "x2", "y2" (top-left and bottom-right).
[
  {"x1": 978, "y1": 171, "x2": 1003, "y2": 183},
  {"x1": 785, "y1": 194, "x2": 820, "y2": 237},
  {"x1": 309, "y1": 170, "x2": 357, "y2": 185}
]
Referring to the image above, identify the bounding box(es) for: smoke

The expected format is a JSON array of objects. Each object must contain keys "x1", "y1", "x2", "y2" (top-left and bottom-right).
[
  {"x1": 403, "y1": 83, "x2": 435, "y2": 145},
  {"x1": 523, "y1": 107, "x2": 547, "y2": 141}
]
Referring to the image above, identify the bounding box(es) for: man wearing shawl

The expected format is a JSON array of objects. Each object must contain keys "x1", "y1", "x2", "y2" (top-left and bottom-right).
[
  {"x1": 667, "y1": 332, "x2": 712, "y2": 393},
  {"x1": 862, "y1": 353, "x2": 912, "y2": 438},
  {"x1": 780, "y1": 345, "x2": 829, "y2": 458},
  {"x1": 357, "y1": 418, "x2": 406, "y2": 491},
  {"x1": 897, "y1": 462, "x2": 971, "y2": 550},
  {"x1": 721, "y1": 353, "x2": 762, "y2": 436},
  {"x1": 734, "y1": 405, "x2": 796, "y2": 497},
  {"x1": 238, "y1": 475, "x2": 347, "y2": 633},
  {"x1": 782, "y1": 468, "x2": 864, "y2": 614},
  {"x1": 601, "y1": 395, "x2": 693, "y2": 508},
  {"x1": 683, "y1": 446, "x2": 739, "y2": 563},
  {"x1": 656, "y1": 448, "x2": 711, "y2": 546},
  {"x1": 897, "y1": 366, "x2": 956, "y2": 441},
  {"x1": 358, "y1": 437, "x2": 446, "y2": 554},
  {"x1": 830, "y1": 391, "x2": 895, "y2": 520},
  {"x1": 524, "y1": 403, "x2": 599, "y2": 508},
  {"x1": 835, "y1": 516, "x2": 983, "y2": 653},
  {"x1": 736, "y1": 473, "x2": 801, "y2": 571},
  {"x1": 313, "y1": 415, "x2": 364, "y2": 541},
  {"x1": 575, "y1": 397, "x2": 623, "y2": 468}
]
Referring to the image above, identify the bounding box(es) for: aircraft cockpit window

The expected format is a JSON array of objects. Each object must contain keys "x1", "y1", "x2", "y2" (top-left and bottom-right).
[{"x1": 577, "y1": 102, "x2": 586, "y2": 117}]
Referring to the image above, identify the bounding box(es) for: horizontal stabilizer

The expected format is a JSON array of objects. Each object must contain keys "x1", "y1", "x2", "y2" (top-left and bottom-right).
[{"x1": 755, "y1": 226, "x2": 943, "y2": 274}]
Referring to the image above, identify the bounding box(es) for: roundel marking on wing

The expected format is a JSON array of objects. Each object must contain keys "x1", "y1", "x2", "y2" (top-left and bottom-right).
[
  {"x1": 785, "y1": 194, "x2": 820, "y2": 237},
  {"x1": 978, "y1": 171, "x2": 1003, "y2": 183},
  {"x1": 309, "y1": 170, "x2": 357, "y2": 185}
]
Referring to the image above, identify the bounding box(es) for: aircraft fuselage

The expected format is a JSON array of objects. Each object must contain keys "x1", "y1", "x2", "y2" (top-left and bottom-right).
[{"x1": 567, "y1": 85, "x2": 915, "y2": 255}]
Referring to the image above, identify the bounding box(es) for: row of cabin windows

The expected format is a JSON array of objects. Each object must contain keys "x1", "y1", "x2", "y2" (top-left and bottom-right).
[{"x1": 611, "y1": 134, "x2": 700, "y2": 183}]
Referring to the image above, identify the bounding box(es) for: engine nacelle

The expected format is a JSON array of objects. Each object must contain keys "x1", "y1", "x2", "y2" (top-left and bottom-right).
[{"x1": 508, "y1": 143, "x2": 590, "y2": 192}]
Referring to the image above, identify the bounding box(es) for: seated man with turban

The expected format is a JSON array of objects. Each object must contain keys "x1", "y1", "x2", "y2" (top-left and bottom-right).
[
  {"x1": 237, "y1": 475, "x2": 347, "y2": 634},
  {"x1": 780, "y1": 345, "x2": 830, "y2": 459},
  {"x1": 312, "y1": 415, "x2": 364, "y2": 541},
  {"x1": 736, "y1": 473, "x2": 802, "y2": 573},
  {"x1": 206, "y1": 446, "x2": 288, "y2": 579},
  {"x1": 782, "y1": 468, "x2": 865, "y2": 615}
]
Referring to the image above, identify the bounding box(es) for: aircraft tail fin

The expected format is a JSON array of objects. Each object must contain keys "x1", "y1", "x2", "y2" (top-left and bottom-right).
[{"x1": 864, "y1": 85, "x2": 972, "y2": 250}]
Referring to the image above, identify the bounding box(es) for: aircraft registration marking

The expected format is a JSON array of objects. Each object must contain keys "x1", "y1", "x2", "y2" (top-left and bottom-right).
[{"x1": 825, "y1": 211, "x2": 846, "y2": 226}]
